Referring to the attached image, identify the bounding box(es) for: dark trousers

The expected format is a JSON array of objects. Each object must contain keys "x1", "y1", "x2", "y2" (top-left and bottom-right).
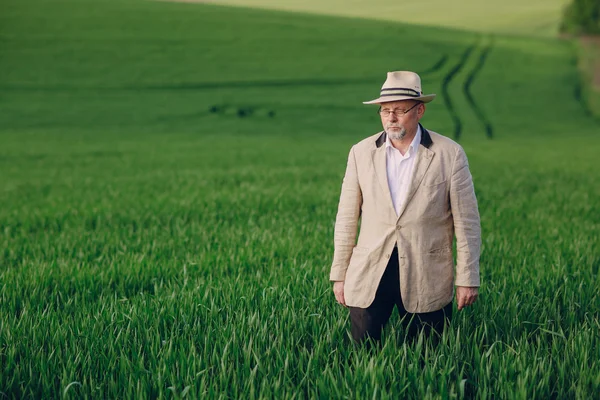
[{"x1": 349, "y1": 247, "x2": 452, "y2": 345}]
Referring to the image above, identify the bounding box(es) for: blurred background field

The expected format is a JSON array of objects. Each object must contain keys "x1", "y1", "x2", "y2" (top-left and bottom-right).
[
  {"x1": 1, "y1": 0, "x2": 599, "y2": 398},
  {"x1": 173, "y1": 0, "x2": 570, "y2": 37}
]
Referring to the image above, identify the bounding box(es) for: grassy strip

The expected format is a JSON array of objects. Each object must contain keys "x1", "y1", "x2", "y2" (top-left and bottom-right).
[{"x1": 166, "y1": 0, "x2": 570, "y2": 37}]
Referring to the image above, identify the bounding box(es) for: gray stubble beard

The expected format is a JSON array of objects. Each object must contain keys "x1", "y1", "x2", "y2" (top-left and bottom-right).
[{"x1": 387, "y1": 126, "x2": 407, "y2": 141}]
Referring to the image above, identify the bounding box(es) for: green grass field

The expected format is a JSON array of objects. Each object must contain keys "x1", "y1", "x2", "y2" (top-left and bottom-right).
[{"x1": 1, "y1": 0, "x2": 599, "y2": 398}]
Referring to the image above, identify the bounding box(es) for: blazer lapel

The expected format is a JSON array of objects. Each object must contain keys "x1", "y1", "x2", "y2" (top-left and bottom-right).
[
  {"x1": 395, "y1": 125, "x2": 435, "y2": 220},
  {"x1": 371, "y1": 133, "x2": 397, "y2": 216}
]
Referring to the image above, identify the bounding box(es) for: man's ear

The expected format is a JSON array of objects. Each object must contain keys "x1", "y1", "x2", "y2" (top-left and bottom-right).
[{"x1": 418, "y1": 103, "x2": 426, "y2": 119}]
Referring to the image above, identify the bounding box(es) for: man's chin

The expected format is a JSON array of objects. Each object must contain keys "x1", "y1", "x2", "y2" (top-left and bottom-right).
[{"x1": 388, "y1": 130, "x2": 406, "y2": 140}]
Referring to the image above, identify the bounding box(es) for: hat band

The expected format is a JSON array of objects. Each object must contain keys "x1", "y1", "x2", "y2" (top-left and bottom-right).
[{"x1": 380, "y1": 87, "x2": 421, "y2": 97}]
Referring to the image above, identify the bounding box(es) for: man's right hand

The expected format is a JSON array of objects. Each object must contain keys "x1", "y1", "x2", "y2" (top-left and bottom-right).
[{"x1": 333, "y1": 281, "x2": 346, "y2": 307}]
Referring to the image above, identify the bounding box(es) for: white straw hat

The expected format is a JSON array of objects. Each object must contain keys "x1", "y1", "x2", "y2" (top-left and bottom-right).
[{"x1": 363, "y1": 71, "x2": 436, "y2": 104}]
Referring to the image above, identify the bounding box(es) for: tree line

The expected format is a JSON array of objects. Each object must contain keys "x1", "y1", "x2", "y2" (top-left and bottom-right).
[{"x1": 561, "y1": 0, "x2": 600, "y2": 35}]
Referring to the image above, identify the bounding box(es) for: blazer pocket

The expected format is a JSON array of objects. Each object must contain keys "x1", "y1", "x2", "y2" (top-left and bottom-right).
[
  {"x1": 351, "y1": 246, "x2": 369, "y2": 255},
  {"x1": 421, "y1": 180, "x2": 448, "y2": 210},
  {"x1": 345, "y1": 246, "x2": 371, "y2": 294},
  {"x1": 423, "y1": 179, "x2": 448, "y2": 188},
  {"x1": 428, "y1": 245, "x2": 452, "y2": 254},
  {"x1": 348, "y1": 246, "x2": 370, "y2": 267}
]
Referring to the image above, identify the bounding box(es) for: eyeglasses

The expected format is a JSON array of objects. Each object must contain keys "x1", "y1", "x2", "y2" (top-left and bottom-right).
[{"x1": 378, "y1": 102, "x2": 421, "y2": 117}]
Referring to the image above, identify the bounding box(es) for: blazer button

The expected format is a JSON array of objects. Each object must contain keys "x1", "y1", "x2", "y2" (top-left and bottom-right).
[
  {"x1": 385, "y1": 253, "x2": 390, "y2": 258},
  {"x1": 396, "y1": 226, "x2": 401, "y2": 231}
]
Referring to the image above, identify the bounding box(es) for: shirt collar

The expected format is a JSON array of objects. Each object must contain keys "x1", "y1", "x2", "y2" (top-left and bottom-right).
[{"x1": 385, "y1": 125, "x2": 422, "y2": 155}]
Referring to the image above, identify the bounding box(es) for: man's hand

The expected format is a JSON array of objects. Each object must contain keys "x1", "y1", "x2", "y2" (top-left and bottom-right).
[
  {"x1": 333, "y1": 281, "x2": 346, "y2": 307},
  {"x1": 456, "y1": 286, "x2": 478, "y2": 310}
]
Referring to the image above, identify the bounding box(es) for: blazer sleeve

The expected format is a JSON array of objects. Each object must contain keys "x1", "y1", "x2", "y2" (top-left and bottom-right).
[
  {"x1": 449, "y1": 146, "x2": 481, "y2": 287},
  {"x1": 329, "y1": 146, "x2": 363, "y2": 282}
]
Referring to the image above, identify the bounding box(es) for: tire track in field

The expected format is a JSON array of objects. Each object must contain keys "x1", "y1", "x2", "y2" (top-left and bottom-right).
[
  {"x1": 441, "y1": 37, "x2": 494, "y2": 141},
  {"x1": 463, "y1": 37, "x2": 494, "y2": 139},
  {"x1": 421, "y1": 54, "x2": 448, "y2": 75},
  {"x1": 0, "y1": 55, "x2": 448, "y2": 93},
  {"x1": 145, "y1": 54, "x2": 447, "y2": 90},
  {"x1": 441, "y1": 44, "x2": 475, "y2": 141}
]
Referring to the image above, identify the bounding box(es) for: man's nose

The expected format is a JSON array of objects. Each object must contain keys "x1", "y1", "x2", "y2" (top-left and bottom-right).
[{"x1": 388, "y1": 113, "x2": 398, "y2": 121}]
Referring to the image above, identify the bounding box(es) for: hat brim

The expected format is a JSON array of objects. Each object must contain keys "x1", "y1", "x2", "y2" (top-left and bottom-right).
[{"x1": 363, "y1": 94, "x2": 436, "y2": 105}]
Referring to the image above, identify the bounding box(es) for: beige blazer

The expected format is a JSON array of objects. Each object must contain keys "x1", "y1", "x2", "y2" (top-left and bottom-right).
[{"x1": 329, "y1": 126, "x2": 481, "y2": 313}]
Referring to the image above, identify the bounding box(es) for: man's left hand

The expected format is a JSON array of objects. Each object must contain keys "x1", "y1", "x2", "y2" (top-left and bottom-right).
[{"x1": 456, "y1": 286, "x2": 478, "y2": 310}]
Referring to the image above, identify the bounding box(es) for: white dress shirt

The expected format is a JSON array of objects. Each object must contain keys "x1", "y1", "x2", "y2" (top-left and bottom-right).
[{"x1": 385, "y1": 126, "x2": 421, "y2": 216}]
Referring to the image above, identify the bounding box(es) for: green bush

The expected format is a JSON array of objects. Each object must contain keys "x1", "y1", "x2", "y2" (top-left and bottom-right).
[{"x1": 561, "y1": 0, "x2": 600, "y2": 35}]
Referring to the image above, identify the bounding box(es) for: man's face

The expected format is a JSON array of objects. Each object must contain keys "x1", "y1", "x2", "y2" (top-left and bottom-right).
[{"x1": 379, "y1": 100, "x2": 425, "y2": 140}]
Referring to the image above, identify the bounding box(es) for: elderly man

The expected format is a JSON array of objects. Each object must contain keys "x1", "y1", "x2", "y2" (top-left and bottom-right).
[{"x1": 330, "y1": 71, "x2": 481, "y2": 344}]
